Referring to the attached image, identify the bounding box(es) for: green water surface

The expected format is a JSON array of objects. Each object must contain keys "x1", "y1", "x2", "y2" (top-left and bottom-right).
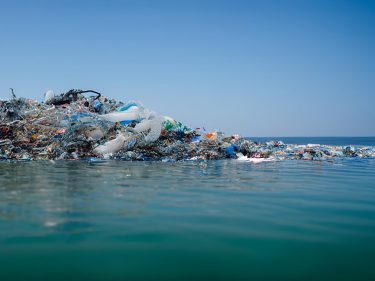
[{"x1": 1, "y1": 158, "x2": 375, "y2": 280}]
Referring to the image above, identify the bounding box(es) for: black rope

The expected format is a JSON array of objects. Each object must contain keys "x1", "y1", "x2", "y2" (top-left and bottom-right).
[
  {"x1": 10, "y1": 88, "x2": 16, "y2": 99},
  {"x1": 62, "y1": 89, "x2": 101, "y2": 101}
]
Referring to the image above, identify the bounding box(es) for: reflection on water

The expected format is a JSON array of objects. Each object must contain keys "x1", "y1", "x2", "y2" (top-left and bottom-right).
[{"x1": 0, "y1": 159, "x2": 375, "y2": 280}]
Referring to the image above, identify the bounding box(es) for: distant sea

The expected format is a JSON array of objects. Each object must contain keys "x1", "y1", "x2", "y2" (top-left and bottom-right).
[
  {"x1": 250, "y1": 136, "x2": 375, "y2": 146},
  {"x1": 0, "y1": 137, "x2": 374, "y2": 281}
]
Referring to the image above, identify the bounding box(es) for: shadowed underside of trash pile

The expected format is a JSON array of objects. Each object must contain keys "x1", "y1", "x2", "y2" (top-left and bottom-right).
[{"x1": 1, "y1": 90, "x2": 374, "y2": 161}]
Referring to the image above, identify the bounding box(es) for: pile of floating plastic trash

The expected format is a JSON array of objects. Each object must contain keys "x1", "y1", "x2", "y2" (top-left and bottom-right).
[{"x1": 1, "y1": 89, "x2": 374, "y2": 162}]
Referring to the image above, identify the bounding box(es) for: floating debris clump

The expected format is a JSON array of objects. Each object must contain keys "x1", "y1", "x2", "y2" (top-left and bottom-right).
[{"x1": 1, "y1": 89, "x2": 374, "y2": 162}]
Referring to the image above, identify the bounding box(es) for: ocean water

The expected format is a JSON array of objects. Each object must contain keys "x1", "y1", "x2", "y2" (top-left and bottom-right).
[
  {"x1": 0, "y1": 137, "x2": 375, "y2": 281},
  {"x1": 250, "y1": 136, "x2": 375, "y2": 146}
]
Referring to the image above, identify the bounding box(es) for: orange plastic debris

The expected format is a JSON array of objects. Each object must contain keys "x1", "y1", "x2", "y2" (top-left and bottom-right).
[{"x1": 206, "y1": 132, "x2": 216, "y2": 140}]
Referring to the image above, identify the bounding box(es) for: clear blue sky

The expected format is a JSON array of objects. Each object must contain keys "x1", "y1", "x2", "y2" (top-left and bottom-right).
[{"x1": 1, "y1": 0, "x2": 374, "y2": 136}]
